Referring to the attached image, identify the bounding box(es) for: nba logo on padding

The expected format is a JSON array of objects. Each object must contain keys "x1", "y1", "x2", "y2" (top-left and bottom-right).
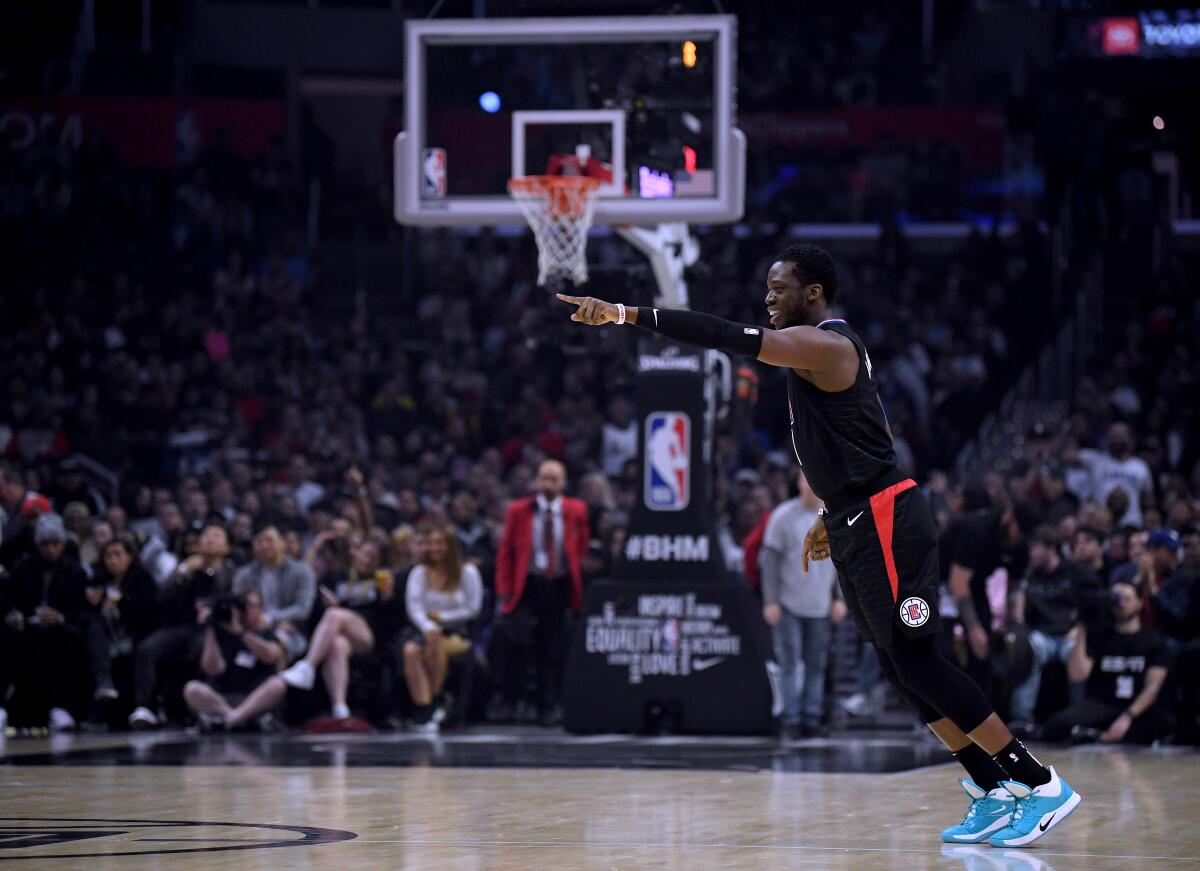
[{"x1": 645, "y1": 412, "x2": 690, "y2": 511}]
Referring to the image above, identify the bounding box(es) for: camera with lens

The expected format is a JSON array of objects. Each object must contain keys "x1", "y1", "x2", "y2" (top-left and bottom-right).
[{"x1": 211, "y1": 593, "x2": 247, "y2": 628}]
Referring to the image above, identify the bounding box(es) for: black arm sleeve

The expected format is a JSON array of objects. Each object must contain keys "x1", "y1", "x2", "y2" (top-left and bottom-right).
[{"x1": 635, "y1": 307, "x2": 764, "y2": 358}]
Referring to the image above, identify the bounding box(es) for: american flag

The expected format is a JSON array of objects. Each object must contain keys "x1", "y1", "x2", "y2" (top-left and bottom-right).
[{"x1": 673, "y1": 169, "x2": 714, "y2": 197}]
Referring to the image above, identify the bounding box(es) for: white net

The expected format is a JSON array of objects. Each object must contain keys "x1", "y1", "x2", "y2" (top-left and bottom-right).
[{"x1": 508, "y1": 176, "x2": 601, "y2": 287}]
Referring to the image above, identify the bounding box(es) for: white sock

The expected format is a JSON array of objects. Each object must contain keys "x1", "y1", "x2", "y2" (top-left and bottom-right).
[{"x1": 332, "y1": 703, "x2": 350, "y2": 718}]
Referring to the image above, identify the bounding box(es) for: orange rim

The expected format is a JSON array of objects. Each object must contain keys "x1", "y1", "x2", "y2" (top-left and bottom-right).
[{"x1": 508, "y1": 175, "x2": 600, "y2": 219}]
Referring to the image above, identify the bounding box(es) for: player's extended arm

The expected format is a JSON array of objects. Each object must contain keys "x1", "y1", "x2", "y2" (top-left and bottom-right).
[{"x1": 556, "y1": 295, "x2": 851, "y2": 372}]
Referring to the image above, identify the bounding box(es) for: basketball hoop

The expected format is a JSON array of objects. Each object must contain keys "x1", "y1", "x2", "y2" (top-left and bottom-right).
[{"x1": 508, "y1": 175, "x2": 601, "y2": 287}]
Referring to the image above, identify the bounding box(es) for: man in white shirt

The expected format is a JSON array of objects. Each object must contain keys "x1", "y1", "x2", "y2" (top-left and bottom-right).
[
  {"x1": 600, "y1": 396, "x2": 637, "y2": 477},
  {"x1": 1078, "y1": 423, "x2": 1153, "y2": 528},
  {"x1": 761, "y1": 469, "x2": 846, "y2": 738}
]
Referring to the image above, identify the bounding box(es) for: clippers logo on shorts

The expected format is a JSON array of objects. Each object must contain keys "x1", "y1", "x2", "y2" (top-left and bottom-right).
[
  {"x1": 645, "y1": 412, "x2": 690, "y2": 511},
  {"x1": 900, "y1": 596, "x2": 930, "y2": 628}
]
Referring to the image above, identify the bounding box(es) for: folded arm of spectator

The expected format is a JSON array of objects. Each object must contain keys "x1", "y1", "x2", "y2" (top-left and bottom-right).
[
  {"x1": 200, "y1": 624, "x2": 226, "y2": 677},
  {"x1": 1066, "y1": 625, "x2": 1092, "y2": 684},
  {"x1": 438, "y1": 564, "x2": 484, "y2": 627},
  {"x1": 405, "y1": 566, "x2": 437, "y2": 634}
]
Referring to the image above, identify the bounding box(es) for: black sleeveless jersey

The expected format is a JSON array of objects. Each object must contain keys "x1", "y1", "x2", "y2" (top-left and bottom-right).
[{"x1": 785, "y1": 319, "x2": 899, "y2": 508}]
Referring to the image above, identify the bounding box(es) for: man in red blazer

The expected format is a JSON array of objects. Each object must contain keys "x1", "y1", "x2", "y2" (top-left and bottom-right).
[{"x1": 493, "y1": 459, "x2": 589, "y2": 726}]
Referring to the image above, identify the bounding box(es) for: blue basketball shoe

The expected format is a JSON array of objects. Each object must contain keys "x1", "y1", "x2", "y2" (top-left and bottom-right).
[
  {"x1": 941, "y1": 780, "x2": 1017, "y2": 844},
  {"x1": 987, "y1": 766, "x2": 1081, "y2": 848}
]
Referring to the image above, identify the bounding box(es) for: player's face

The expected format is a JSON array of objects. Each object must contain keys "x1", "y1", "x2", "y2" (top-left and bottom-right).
[{"x1": 765, "y1": 261, "x2": 810, "y2": 328}]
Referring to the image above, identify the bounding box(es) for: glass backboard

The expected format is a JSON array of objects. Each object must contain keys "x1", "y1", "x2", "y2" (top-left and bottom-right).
[{"x1": 395, "y1": 16, "x2": 744, "y2": 226}]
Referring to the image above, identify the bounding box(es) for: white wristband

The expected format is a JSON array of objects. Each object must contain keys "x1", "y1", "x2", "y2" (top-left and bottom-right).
[{"x1": 616, "y1": 303, "x2": 626, "y2": 325}]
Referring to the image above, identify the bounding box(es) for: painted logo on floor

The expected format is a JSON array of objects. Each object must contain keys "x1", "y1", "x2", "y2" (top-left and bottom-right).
[{"x1": 0, "y1": 817, "x2": 355, "y2": 860}]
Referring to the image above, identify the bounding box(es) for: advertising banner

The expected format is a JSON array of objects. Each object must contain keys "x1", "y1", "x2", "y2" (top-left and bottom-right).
[{"x1": 0, "y1": 97, "x2": 285, "y2": 167}]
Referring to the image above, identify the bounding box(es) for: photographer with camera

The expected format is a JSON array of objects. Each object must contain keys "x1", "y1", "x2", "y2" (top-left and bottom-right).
[
  {"x1": 1041, "y1": 580, "x2": 1172, "y2": 745},
  {"x1": 182, "y1": 590, "x2": 283, "y2": 730}
]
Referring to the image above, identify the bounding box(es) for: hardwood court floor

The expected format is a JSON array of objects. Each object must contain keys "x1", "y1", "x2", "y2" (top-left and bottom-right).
[{"x1": 1, "y1": 730, "x2": 1197, "y2": 869}]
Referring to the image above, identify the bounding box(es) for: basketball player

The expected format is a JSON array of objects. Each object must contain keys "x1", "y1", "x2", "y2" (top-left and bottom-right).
[{"x1": 557, "y1": 243, "x2": 1081, "y2": 848}]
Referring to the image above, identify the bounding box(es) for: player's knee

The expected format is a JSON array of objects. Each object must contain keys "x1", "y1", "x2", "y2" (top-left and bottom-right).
[
  {"x1": 183, "y1": 680, "x2": 207, "y2": 704},
  {"x1": 402, "y1": 641, "x2": 422, "y2": 662}
]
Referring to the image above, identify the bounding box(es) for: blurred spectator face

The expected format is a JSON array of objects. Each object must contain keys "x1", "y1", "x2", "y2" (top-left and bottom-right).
[
  {"x1": 241, "y1": 491, "x2": 262, "y2": 517},
  {"x1": 243, "y1": 590, "x2": 264, "y2": 628},
  {"x1": 535, "y1": 460, "x2": 566, "y2": 501},
  {"x1": 1073, "y1": 529, "x2": 1103, "y2": 565},
  {"x1": 353, "y1": 540, "x2": 381, "y2": 576},
  {"x1": 231, "y1": 513, "x2": 254, "y2": 545},
  {"x1": 91, "y1": 519, "x2": 115, "y2": 551},
  {"x1": 1182, "y1": 529, "x2": 1200, "y2": 571},
  {"x1": 63, "y1": 503, "x2": 90, "y2": 538},
  {"x1": 105, "y1": 505, "x2": 128, "y2": 531},
  {"x1": 0, "y1": 465, "x2": 24, "y2": 507},
  {"x1": 283, "y1": 530, "x2": 303, "y2": 559},
  {"x1": 426, "y1": 529, "x2": 448, "y2": 565},
  {"x1": 1057, "y1": 514, "x2": 1078, "y2": 545},
  {"x1": 398, "y1": 489, "x2": 420, "y2": 519},
  {"x1": 1111, "y1": 582, "x2": 1141, "y2": 623},
  {"x1": 607, "y1": 396, "x2": 631, "y2": 427},
  {"x1": 231, "y1": 463, "x2": 253, "y2": 491},
  {"x1": 289, "y1": 455, "x2": 311, "y2": 483},
  {"x1": 183, "y1": 528, "x2": 202, "y2": 556},
  {"x1": 199, "y1": 525, "x2": 230, "y2": 559},
  {"x1": 1105, "y1": 487, "x2": 1130, "y2": 524},
  {"x1": 1152, "y1": 541, "x2": 1181, "y2": 572},
  {"x1": 279, "y1": 495, "x2": 300, "y2": 521},
  {"x1": 132, "y1": 486, "x2": 153, "y2": 518},
  {"x1": 253, "y1": 528, "x2": 285, "y2": 566},
  {"x1": 1128, "y1": 530, "x2": 1149, "y2": 562},
  {"x1": 183, "y1": 489, "x2": 209, "y2": 520},
  {"x1": 102, "y1": 540, "x2": 134, "y2": 578},
  {"x1": 38, "y1": 537, "x2": 65, "y2": 563},
  {"x1": 1029, "y1": 528, "x2": 1060, "y2": 570},
  {"x1": 450, "y1": 490, "x2": 477, "y2": 525},
  {"x1": 1108, "y1": 530, "x2": 1129, "y2": 564},
  {"x1": 157, "y1": 502, "x2": 184, "y2": 533},
  {"x1": 1107, "y1": 422, "x2": 1134, "y2": 459},
  {"x1": 211, "y1": 479, "x2": 235, "y2": 510}
]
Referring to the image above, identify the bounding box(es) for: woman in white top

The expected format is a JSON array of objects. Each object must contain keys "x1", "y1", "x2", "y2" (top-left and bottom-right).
[{"x1": 402, "y1": 525, "x2": 482, "y2": 728}]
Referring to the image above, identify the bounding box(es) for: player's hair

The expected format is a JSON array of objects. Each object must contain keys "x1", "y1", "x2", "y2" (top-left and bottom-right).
[{"x1": 776, "y1": 243, "x2": 840, "y2": 305}]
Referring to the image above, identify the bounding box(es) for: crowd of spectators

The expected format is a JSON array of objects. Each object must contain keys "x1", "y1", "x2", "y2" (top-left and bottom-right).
[{"x1": 1, "y1": 33, "x2": 1197, "y2": 740}]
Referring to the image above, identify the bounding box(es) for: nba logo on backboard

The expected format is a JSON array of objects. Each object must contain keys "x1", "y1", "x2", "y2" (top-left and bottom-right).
[
  {"x1": 645, "y1": 412, "x2": 690, "y2": 511},
  {"x1": 421, "y1": 147, "x2": 447, "y2": 198}
]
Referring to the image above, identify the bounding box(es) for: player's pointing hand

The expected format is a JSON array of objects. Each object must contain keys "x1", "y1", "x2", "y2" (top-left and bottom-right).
[{"x1": 556, "y1": 293, "x2": 626, "y2": 326}]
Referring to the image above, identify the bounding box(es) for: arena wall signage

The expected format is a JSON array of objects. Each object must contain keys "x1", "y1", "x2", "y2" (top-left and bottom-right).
[
  {"x1": 0, "y1": 97, "x2": 284, "y2": 167},
  {"x1": 1074, "y1": 9, "x2": 1200, "y2": 58},
  {"x1": 564, "y1": 337, "x2": 778, "y2": 734}
]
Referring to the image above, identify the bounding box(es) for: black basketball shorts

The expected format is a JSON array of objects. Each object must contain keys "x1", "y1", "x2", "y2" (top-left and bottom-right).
[{"x1": 825, "y1": 479, "x2": 942, "y2": 647}]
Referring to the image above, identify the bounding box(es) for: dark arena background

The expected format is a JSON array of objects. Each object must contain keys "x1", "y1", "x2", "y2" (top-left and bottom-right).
[{"x1": 2, "y1": 1, "x2": 1199, "y2": 869}]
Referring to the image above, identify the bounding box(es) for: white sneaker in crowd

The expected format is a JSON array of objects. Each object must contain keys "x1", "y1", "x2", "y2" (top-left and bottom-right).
[
  {"x1": 128, "y1": 706, "x2": 159, "y2": 730},
  {"x1": 49, "y1": 707, "x2": 77, "y2": 733},
  {"x1": 280, "y1": 660, "x2": 316, "y2": 690},
  {"x1": 331, "y1": 703, "x2": 350, "y2": 719}
]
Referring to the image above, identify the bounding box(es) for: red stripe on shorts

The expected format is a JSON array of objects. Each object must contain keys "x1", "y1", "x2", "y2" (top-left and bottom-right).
[{"x1": 868, "y1": 478, "x2": 918, "y2": 603}]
